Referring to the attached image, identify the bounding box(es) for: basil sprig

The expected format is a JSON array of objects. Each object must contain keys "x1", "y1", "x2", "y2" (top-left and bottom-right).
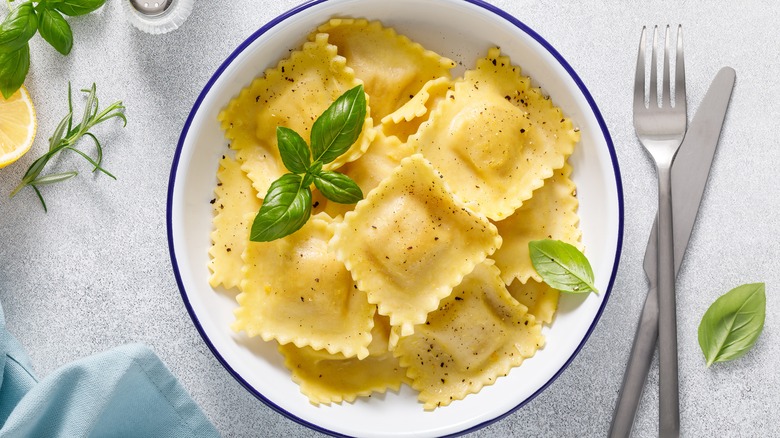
[
  {"x1": 0, "y1": 0, "x2": 106, "y2": 98},
  {"x1": 250, "y1": 85, "x2": 366, "y2": 242},
  {"x1": 529, "y1": 239, "x2": 598, "y2": 294},
  {"x1": 698, "y1": 282, "x2": 766, "y2": 367}
]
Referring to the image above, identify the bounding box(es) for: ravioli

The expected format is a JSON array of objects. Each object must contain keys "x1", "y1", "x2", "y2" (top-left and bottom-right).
[
  {"x1": 279, "y1": 314, "x2": 407, "y2": 405},
  {"x1": 394, "y1": 261, "x2": 543, "y2": 409},
  {"x1": 208, "y1": 155, "x2": 261, "y2": 290},
  {"x1": 492, "y1": 163, "x2": 582, "y2": 285},
  {"x1": 233, "y1": 214, "x2": 375, "y2": 359},
  {"x1": 330, "y1": 154, "x2": 502, "y2": 336},
  {"x1": 315, "y1": 18, "x2": 455, "y2": 120},
  {"x1": 410, "y1": 47, "x2": 580, "y2": 220},
  {"x1": 218, "y1": 33, "x2": 375, "y2": 197}
]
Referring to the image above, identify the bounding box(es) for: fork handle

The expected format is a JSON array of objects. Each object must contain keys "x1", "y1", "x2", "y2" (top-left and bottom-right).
[{"x1": 656, "y1": 165, "x2": 679, "y2": 437}]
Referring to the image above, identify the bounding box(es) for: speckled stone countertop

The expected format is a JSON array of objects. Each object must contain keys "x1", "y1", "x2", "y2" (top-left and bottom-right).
[{"x1": 0, "y1": 1, "x2": 777, "y2": 436}]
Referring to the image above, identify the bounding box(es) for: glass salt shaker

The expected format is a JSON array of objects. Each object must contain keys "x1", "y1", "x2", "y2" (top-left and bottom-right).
[{"x1": 124, "y1": 0, "x2": 194, "y2": 34}]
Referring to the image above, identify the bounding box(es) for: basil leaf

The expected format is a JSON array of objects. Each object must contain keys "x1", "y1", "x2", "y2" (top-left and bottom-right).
[
  {"x1": 250, "y1": 173, "x2": 312, "y2": 242},
  {"x1": 312, "y1": 170, "x2": 363, "y2": 204},
  {"x1": 0, "y1": 3, "x2": 38, "y2": 54},
  {"x1": 310, "y1": 85, "x2": 366, "y2": 164},
  {"x1": 54, "y1": 0, "x2": 105, "y2": 16},
  {"x1": 698, "y1": 283, "x2": 766, "y2": 367},
  {"x1": 36, "y1": 7, "x2": 72, "y2": 55},
  {"x1": 529, "y1": 239, "x2": 597, "y2": 294},
  {"x1": 276, "y1": 126, "x2": 310, "y2": 174},
  {"x1": 0, "y1": 44, "x2": 30, "y2": 99}
]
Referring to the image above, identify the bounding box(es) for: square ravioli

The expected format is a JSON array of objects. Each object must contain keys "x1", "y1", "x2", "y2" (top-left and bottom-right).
[
  {"x1": 279, "y1": 314, "x2": 407, "y2": 405},
  {"x1": 409, "y1": 47, "x2": 580, "y2": 220},
  {"x1": 233, "y1": 214, "x2": 375, "y2": 359},
  {"x1": 330, "y1": 154, "x2": 502, "y2": 336},
  {"x1": 394, "y1": 261, "x2": 543, "y2": 409}
]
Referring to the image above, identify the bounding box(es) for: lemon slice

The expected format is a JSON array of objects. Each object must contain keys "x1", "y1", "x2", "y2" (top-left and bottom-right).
[{"x1": 0, "y1": 85, "x2": 37, "y2": 168}]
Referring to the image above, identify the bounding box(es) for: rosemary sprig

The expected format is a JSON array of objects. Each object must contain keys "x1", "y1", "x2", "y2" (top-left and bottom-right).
[{"x1": 9, "y1": 82, "x2": 127, "y2": 211}]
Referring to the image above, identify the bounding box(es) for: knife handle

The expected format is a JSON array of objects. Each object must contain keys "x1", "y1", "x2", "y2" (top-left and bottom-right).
[{"x1": 609, "y1": 285, "x2": 659, "y2": 438}]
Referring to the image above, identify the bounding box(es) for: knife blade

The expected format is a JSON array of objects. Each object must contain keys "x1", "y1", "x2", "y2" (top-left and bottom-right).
[{"x1": 609, "y1": 66, "x2": 736, "y2": 438}]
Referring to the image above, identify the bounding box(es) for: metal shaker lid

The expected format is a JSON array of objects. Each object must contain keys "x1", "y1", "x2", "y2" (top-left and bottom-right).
[{"x1": 124, "y1": 0, "x2": 193, "y2": 34}]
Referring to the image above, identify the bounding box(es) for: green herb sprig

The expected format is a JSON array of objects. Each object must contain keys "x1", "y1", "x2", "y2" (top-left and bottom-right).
[
  {"x1": 698, "y1": 282, "x2": 766, "y2": 367},
  {"x1": 250, "y1": 85, "x2": 366, "y2": 242},
  {"x1": 529, "y1": 239, "x2": 598, "y2": 294},
  {"x1": 9, "y1": 82, "x2": 127, "y2": 211},
  {"x1": 0, "y1": 0, "x2": 106, "y2": 98}
]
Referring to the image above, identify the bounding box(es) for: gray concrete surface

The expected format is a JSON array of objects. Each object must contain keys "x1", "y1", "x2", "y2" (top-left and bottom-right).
[{"x1": 1, "y1": 1, "x2": 776, "y2": 436}]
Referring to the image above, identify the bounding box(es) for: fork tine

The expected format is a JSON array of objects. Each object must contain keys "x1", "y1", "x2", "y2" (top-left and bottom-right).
[
  {"x1": 649, "y1": 26, "x2": 658, "y2": 108},
  {"x1": 634, "y1": 26, "x2": 647, "y2": 109},
  {"x1": 662, "y1": 25, "x2": 671, "y2": 108},
  {"x1": 674, "y1": 25, "x2": 686, "y2": 110}
]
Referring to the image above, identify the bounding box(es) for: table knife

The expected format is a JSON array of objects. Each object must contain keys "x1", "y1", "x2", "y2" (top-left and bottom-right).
[{"x1": 609, "y1": 66, "x2": 736, "y2": 438}]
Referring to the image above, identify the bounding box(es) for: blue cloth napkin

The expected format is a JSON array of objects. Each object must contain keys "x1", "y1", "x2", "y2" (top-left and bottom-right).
[{"x1": 0, "y1": 304, "x2": 219, "y2": 437}]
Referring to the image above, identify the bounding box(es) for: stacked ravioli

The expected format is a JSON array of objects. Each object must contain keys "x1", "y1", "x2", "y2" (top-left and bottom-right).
[{"x1": 209, "y1": 18, "x2": 582, "y2": 410}]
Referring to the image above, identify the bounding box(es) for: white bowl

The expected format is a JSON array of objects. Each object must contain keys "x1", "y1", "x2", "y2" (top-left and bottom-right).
[{"x1": 167, "y1": 0, "x2": 623, "y2": 436}]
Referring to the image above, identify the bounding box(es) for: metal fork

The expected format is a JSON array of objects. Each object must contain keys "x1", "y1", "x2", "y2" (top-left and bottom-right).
[{"x1": 632, "y1": 25, "x2": 686, "y2": 437}]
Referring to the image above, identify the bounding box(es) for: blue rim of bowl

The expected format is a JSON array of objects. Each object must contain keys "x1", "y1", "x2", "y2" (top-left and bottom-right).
[{"x1": 167, "y1": 0, "x2": 625, "y2": 436}]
